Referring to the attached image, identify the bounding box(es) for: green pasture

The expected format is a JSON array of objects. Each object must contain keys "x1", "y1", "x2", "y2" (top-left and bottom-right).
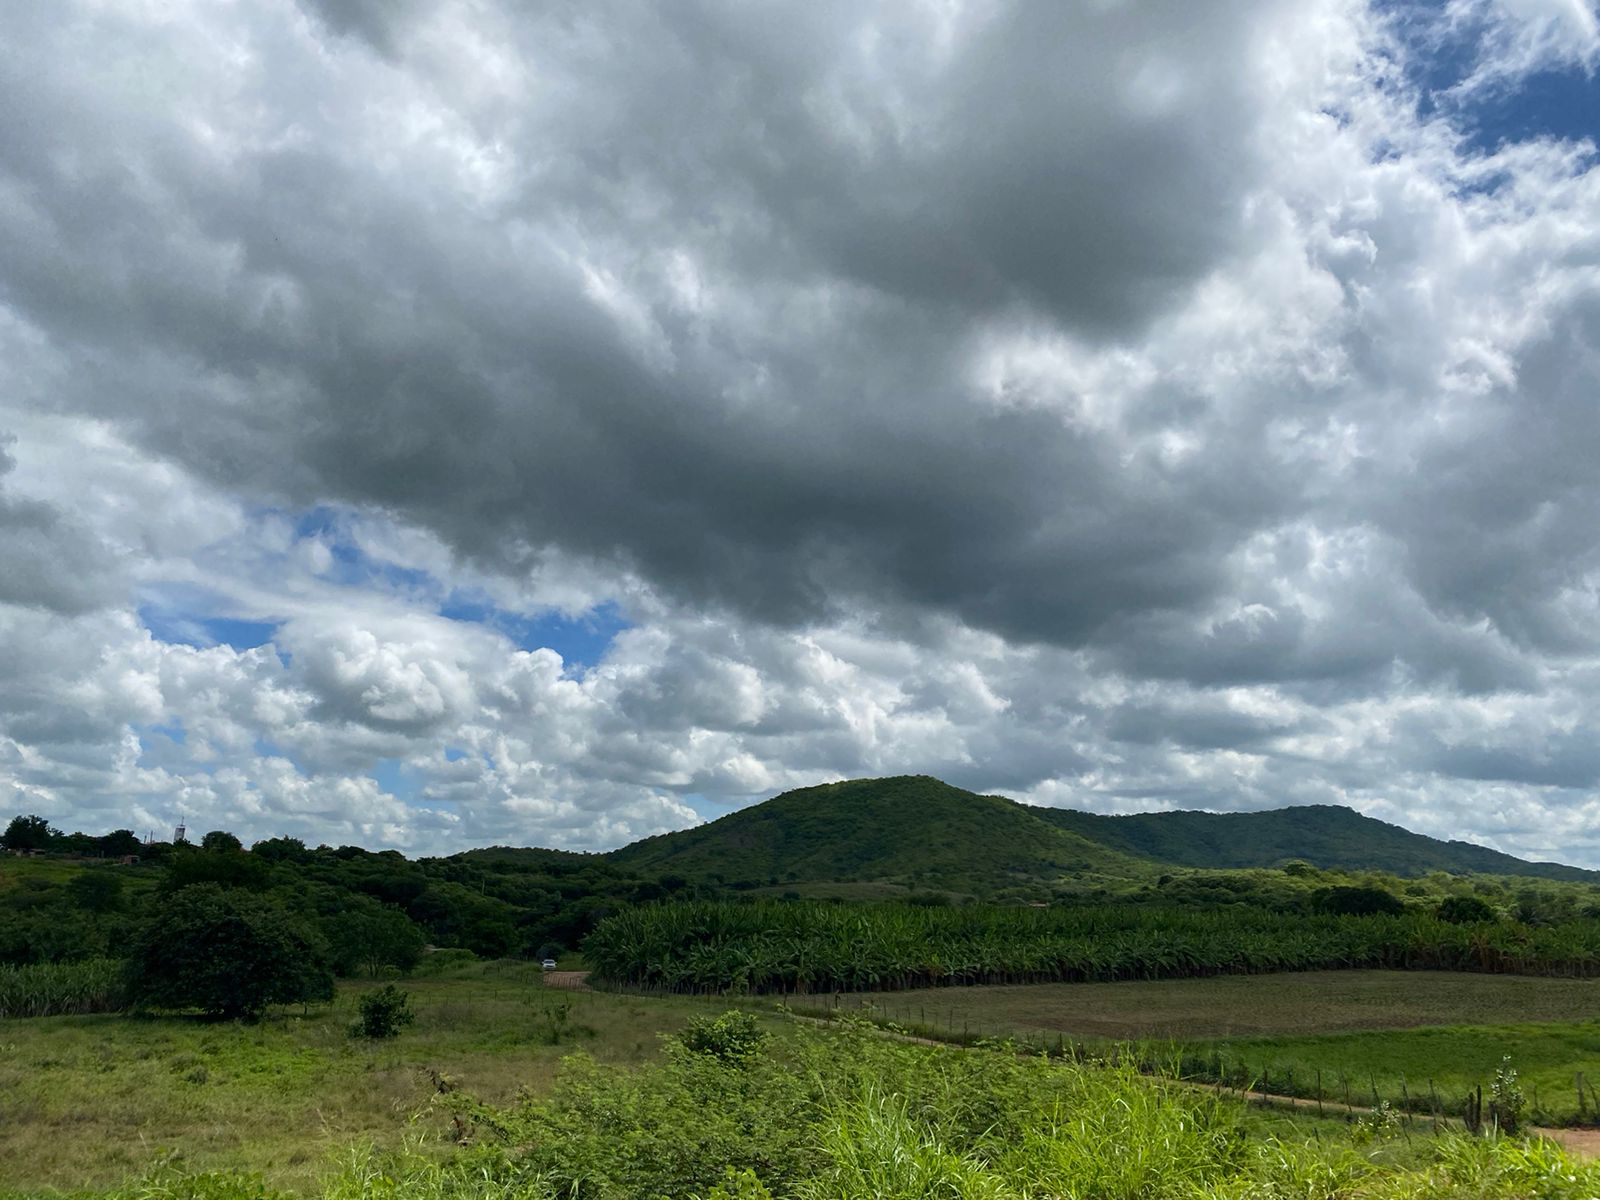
[
  {"x1": 1200, "y1": 1022, "x2": 1600, "y2": 1126},
  {"x1": 788, "y1": 970, "x2": 1600, "y2": 1126},
  {"x1": 0, "y1": 1011, "x2": 1589, "y2": 1200},
  {"x1": 0, "y1": 961, "x2": 731, "y2": 1193}
]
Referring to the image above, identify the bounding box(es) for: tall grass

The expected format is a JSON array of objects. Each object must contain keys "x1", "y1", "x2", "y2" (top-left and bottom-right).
[
  {"x1": 584, "y1": 900, "x2": 1600, "y2": 993},
  {"x1": 0, "y1": 957, "x2": 125, "y2": 1016},
  {"x1": 24, "y1": 1018, "x2": 1600, "y2": 1199}
]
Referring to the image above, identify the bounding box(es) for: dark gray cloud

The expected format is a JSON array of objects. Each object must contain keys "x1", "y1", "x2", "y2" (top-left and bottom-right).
[
  {"x1": 0, "y1": 0, "x2": 1312, "y2": 650},
  {"x1": 0, "y1": 442, "x2": 123, "y2": 614},
  {"x1": 1, "y1": 0, "x2": 1600, "y2": 861}
]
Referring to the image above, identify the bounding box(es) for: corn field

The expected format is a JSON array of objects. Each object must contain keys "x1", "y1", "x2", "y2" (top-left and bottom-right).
[
  {"x1": 584, "y1": 901, "x2": 1600, "y2": 993},
  {"x1": 0, "y1": 958, "x2": 126, "y2": 1017}
]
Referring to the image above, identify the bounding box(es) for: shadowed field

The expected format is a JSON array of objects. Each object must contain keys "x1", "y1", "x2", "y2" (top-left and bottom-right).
[{"x1": 807, "y1": 970, "x2": 1600, "y2": 1040}]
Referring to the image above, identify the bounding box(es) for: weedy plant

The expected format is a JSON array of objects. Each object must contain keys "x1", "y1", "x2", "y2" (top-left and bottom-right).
[{"x1": 1490, "y1": 1055, "x2": 1527, "y2": 1135}]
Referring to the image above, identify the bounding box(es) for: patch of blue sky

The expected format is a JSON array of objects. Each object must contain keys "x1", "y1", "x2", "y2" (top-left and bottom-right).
[
  {"x1": 288, "y1": 504, "x2": 437, "y2": 596},
  {"x1": 439, "y1": 593, "x2": 631, "y2": 670},
  {"x1": 370, "y1": 756, "x2": 412, "y2": 797},
  {"x1": 252, "y1": 736, "x2": 288, "y2": 761},
  {"x1": 144, "y1": 721, "x2": 186, "y2": 746},
  {"x1": 678, "y1": 792, "x2": 720, "y2": 821},
  {"x1": 370, "y1": 757, "x2": 464, "y2": 814},
  {"x1": 138, "y1": 584, "x2": 281, "y2": 651},
  {"x1": 1379, "y1": 0, "x2": 1600, "y2": 154}
]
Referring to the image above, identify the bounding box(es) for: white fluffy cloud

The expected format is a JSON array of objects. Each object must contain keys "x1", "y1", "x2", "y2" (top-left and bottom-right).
[{"x1": 1, "y1": 0, "x2": 1600, "y2": 862}]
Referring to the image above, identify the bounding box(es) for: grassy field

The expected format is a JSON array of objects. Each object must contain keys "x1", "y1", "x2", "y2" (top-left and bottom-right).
[
  {"x1": 0, "y1": 960, "x2": 732, "y2": 1194},
  {"x1": 801, "y1": 970, "x2": 1600, "y2": 1040},
  {"x1": 1198, "y1": 1022, "x2": 1600, "y2": 1126},
  {"x1": 789, "y1": 970, "x2": 1600, "y2": 1126},
  {"x1": 2, "y1": 959, "x2": 1593, "y2": 1198}
]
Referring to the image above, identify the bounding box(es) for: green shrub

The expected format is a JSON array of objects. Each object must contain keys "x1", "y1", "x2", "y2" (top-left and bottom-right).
[
  {"x1": 125, "y1": 884, "x2": 333, "y2": 1019},
  {"x1": 1438, "y1": 895, "x2": 1499, "y2": 924},
  {"x1": 353, "y1": 984, "x2": 416, "y2": 1039},
  {"x1": 1313, "y1": 885, "x2": 1406, "y2": 916},
  {"x1": 676, "y1": 1010, "x2": 767, "y2": 1065}
]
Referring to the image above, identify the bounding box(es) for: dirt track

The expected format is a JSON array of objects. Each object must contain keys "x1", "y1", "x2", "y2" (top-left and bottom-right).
[{"x1": 542, "y1": 970, "x2": 591, "y2": 991}]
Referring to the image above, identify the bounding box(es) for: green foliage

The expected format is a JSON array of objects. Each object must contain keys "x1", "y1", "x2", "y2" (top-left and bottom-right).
[
  {"x1": 359, "y1": 1022, "x2": 1600, "y2": 1200},
  {"x1": 1036, "y1": 802, "x2": 1600, "y2": 881},
  {"x1": 99, "y1": 829, "x2": 144, "y2": 857},
  {"x1": 2, "y1": 814, "x2": 58, "y2": 851},
  {"x1": 126, "y1": 884, "x2": 334, "y2": 1019},
  {"x1": 91, "y1": 1167, "x2": 295, "y2": 1200},
  {"x1": 585, "y1": 899, "x2": 1600, "y2": 993},
  {"x1": 0, "y1": 957, "x2": 124, "y2": 1016},
  {"x1": 201, "y1": 830, "x2": 244, "y2": 854},
  {"x1": 68, "y1": 870, "x2": 126, "y2": 913},
  {"x1": 1439, "y1": 894, "x2": 1500, "y2": 923},
  {"x1": 528, "y1": 996, "x2": 583, "y2": 1045},
  {"x1": 610, "y1": 775, "x2": 1148, "y2": 892},
  {"x1": 162, "y1": 847, "x2": 272, "y2": 892},
  {"x1": 352, "y1": 984, "x2": 416, "y2": 1039},
  {"x1": 412, "y1": 947, "x2": 478, "y2": 976},
  {"x1": 321, "y1": 896, "x2": 426, "y2": 977},
  {"x1": 0, "y1": 871, "x2": 137, "y2": 965},
  {"x1": 675, "y1": 1010, "x2": 767, "y2": 1065},
  {"x1": 1314, "y1": 884, "x2": 1406, "y2": 916},
  {"x1": 249, "y1": 837, "x2": 311, "y2": 864}
]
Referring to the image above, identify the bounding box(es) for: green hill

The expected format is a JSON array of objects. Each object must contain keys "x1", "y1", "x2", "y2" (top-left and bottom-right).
[
  {"x1": 607, "y1": 775, "x2": 1145, "y2": 892},
  {"x1": 1030, "y1": 803, "x2": 1597, "y2": 881}
]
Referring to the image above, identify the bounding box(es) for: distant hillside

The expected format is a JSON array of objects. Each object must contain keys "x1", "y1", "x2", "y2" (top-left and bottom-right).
[
  {"x1": 608, "y1": 775, "x2": 1145, "y2": 891},
  {"x1": 1031, "y1": 803, "x2": 1598, "y2": 882}
]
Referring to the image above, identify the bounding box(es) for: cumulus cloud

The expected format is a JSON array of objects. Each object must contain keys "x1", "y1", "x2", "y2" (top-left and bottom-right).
[{"x1": 0, "y1": 0, "x2": 1598, "y2": 863}]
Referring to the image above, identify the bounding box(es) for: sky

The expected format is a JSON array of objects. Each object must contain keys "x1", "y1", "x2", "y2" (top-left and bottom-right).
[{"x1": 2, "y1": 0, "x2": 1600, "y2": 864}]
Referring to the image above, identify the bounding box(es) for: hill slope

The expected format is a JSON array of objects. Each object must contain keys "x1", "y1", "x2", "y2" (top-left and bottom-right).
[
  {"x1": 608, "y1": 775, "x2": 1145, "y2": 891},
  {"x1": 1030, "y1": 803, "x2": 1597, "y2": 881}
]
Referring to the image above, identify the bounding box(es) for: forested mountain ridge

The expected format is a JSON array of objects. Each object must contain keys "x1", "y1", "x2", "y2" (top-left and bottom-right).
[
  {"x1": 1029, "y1": 802, "x2": 1596, "y2": 882},
  {"x1": 5, "y1": 776, "x2": 1595, "y2": 973},
  {"x1": 604, "y1": 775, "x2": 1595, "y2": 885},
  {"x1": 608, "y1": 775, "x2": 1148, "y2": 890}
]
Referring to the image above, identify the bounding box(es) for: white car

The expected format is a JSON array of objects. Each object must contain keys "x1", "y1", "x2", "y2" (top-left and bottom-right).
[{"x1": 541, "y1": 958, "x2": 558, "y2": 971}]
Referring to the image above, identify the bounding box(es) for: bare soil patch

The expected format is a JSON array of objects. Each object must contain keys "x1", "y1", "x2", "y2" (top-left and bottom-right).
[{"x1": 543, "y1": 970, "x2": 592, "y2": 991}]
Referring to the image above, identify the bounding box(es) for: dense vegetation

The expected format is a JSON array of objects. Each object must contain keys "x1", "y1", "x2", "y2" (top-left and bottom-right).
[
  {"x1": 1035, "y1": 803, "x2": 1599, "y2": 881},
  {"x1": 586, "y1": 900, "x2": 1600, "y2": 993},
  {"x1": 41, "y1": 1018, "x2": 1600, "y2": 1200},
  {"x1": 7, "y1": 774, "x2": 1600, "y2": 1010},
  {"x1": 0, "y1": 958, "x2": 124, "y2": 1017},
  {"x1": 0, "y1": 828, "x2": 707, "y2": 975},
  {"x1": 610, "y1": 775, "x2": 1147, "y2": 892}
]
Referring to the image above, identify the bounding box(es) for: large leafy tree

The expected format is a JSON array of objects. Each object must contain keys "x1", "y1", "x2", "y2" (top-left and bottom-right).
[
  {"x1": 1, "y1": 815, "x2": 58, "y2": 852},
  {"x1": 322, "y1": 896, "x2": 426, "y2": 977},
  {"x1": 126, "y1": 884, "x2": 333, "y2": 1018},
  {"x1": 96, "y1": 829, "x2": 143, "y2": 857}
]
